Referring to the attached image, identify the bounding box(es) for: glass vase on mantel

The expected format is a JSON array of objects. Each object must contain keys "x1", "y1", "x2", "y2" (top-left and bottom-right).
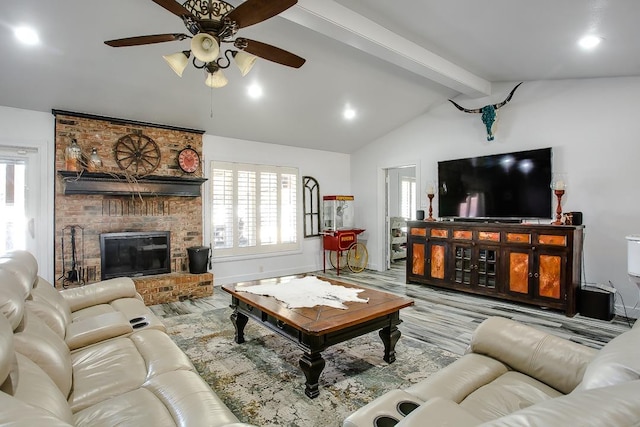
[
  {"x1": 64, "y1": 139, "x2": 82, "y2": 172},
  {"x1": 87, "y1": 147, "x2": 102, "y2": 172}
]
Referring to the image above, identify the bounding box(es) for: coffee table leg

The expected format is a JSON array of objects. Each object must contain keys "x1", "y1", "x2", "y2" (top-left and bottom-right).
[
  {"x1": 230, "y1": 310, "x2": 248, "y2": 344},
  {"x1": 299, "y1": 352, "x2": 326, "y2": 398},
  {"x1": 379, "y1": 324, "x2": 401, "y2": 363}
]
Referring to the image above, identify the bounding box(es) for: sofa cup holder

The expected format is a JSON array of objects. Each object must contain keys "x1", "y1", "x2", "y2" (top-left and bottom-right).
[
  {"x1": 397, "y1": 401, "x2": 419, "y2": 416},
  {"x1": 130, "y1": 317, "x2": 149, "y2": 329},
  {"x1": 374, "y1": 416, "x2": 399, "y2": 427}
]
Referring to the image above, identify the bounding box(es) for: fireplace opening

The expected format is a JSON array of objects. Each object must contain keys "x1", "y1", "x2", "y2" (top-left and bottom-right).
[{"x1": 100, "y1": 231, "x2": 170, "y2": 280}]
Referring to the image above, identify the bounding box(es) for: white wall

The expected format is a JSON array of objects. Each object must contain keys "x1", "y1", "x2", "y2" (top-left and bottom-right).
[
  {"x1": 351, "y1": 77, "x2": 640, "y2": 317},
  {"x1": 0, "y1": 106, "x2": 55, "y2": 281},
  {"x1": 202, "y1": 135, "x2": 350, "y2": 285}
]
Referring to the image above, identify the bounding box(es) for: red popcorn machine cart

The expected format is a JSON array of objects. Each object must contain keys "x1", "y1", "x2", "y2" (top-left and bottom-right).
[{"x1": 321, "y1": 195, "x2": 368, "y2": 275}]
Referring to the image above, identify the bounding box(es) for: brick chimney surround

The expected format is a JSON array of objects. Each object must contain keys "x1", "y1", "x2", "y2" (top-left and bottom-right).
[{"x1": 53, "y1": 110, "x2": 212, "y2": 305}]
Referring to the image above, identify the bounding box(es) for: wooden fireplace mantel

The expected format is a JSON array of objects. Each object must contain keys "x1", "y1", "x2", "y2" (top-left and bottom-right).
[{"x1": 58, "y1": 171, "x2": 207, "y2": 197}]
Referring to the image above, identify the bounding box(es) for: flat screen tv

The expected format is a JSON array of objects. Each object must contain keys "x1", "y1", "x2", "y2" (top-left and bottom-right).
[{"x1": 438, "y1": 148, "x2": 552, "y2": 220}]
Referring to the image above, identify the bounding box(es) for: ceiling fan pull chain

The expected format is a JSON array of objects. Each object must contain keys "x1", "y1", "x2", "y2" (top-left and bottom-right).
[{"x1": 210, "y1": 86, "x2": 214, "y2": 118}]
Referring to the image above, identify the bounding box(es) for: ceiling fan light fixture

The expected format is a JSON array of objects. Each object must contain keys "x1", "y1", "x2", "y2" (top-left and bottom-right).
[
  {"x1": 163, "y1": 51, "x2": 191, "y2": 77},
  {"x1": 191, "y1": 33, "x2": 220, "y2": 62},
  {"x1": 233, "y1": 50, "x2": 257, "y2": 76},
  {"x1": 205, "y1": 69, "x2": 228, "y2": 88}
]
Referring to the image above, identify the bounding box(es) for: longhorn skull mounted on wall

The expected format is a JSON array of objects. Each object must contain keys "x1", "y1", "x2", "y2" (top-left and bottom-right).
[{"x1": 449, "y1": 82, "x2": 523, "y2": 141}]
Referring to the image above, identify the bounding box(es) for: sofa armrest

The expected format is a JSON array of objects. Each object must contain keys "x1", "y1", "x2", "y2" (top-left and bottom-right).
[
  {"x1": 404, "y1": 353, "x2": 509, "y2": 403},
  {"x1": 65, "y1": 312, "x2": 134, "y2": 350},
  {"x1": 396, "y1": 397, "x2": 482, "y2": 427},
  {"x1": 469, "y1": 317, "x2": 597, "y2": 394},
  {"x1": 60, "y1": 278, "x2": 139, "y2": 312}
]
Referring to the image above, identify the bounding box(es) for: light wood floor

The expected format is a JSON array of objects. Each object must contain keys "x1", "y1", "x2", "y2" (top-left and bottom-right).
[{"x1": 151, "y1": 261, "x2": 633, "y2": 356}]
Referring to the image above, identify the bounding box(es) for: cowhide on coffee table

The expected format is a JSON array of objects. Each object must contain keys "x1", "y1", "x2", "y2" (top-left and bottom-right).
[{"x1": 222, "y1": 275, "x2": 415, "y2": 398}]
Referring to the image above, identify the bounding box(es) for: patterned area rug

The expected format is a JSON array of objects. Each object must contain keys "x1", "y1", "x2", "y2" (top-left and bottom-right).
[{"x1": 163, "y1": 307, "x2": 458, "y2": 427}]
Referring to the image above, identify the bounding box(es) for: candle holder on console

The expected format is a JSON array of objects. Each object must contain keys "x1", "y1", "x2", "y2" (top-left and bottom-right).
[
  {"x1": 550, "y1": 174, "x2": 567, "y2": 225},
  {"x1": 426, "y1": 181, "x2": 436, "y2": 222}
]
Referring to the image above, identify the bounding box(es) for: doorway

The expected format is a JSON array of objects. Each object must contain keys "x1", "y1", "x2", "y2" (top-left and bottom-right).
[{"x1": 385, "y1": 165, "x2": 416, "y2": 269}]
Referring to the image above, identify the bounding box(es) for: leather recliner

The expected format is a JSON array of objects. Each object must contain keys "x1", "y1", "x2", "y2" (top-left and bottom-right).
[{"x1": 343, "y1": 316, "x2": 640, "y2": 427}]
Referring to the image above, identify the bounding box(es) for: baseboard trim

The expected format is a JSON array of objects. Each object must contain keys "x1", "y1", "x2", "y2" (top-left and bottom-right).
[{"x1": 615, "y1": 303, "x2": 639, "y2": 320}]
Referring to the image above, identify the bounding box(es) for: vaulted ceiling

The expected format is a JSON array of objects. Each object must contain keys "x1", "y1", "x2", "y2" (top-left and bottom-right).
[{"x1": 1, "y1": 0, "x2": 638, "y2": 153}]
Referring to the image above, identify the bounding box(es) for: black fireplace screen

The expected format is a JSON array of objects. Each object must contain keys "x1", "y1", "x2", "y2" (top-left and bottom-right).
[{"x1": 100, "y1": 231, "x2": 170, "y2": 280}]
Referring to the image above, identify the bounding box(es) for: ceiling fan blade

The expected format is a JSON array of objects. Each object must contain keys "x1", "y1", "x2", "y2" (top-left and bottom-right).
[
  {"x1": 239, "y1": 38, "x2": 305, "y2": 68},
  {"x1": 151, "y1": 0, "x2": 193, "y2": 17},
  {"x1": 226, "y1": 0, "x2": 297, "y2": 29},
  {"x1": 105, "y1": 33, "x2": 189, "y2": 47}
]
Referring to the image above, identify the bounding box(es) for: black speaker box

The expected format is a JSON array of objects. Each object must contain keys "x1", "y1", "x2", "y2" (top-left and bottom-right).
[
  {"x1": 416, "y1": 210, "x2": 425, "y2": 220},
  {"x1": 578, "y1": 287, "x2": 614, "y2": 320},
  {"x1": 570, "y1": 211, "x2": 583, "y2": 225}
]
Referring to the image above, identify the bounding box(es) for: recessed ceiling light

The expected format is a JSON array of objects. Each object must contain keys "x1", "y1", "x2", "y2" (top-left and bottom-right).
[
  {"x1": 14, "y1": 26, "x2": 39, "y2": 46},
  {"x1": 578, "y1": 35, "x2": 601, "y2": 49},
  {"x1": 247, "y1": 83, "x2": 263, "y2": 99},
  {"x1": 343, "y1": 106, "x2": 356, "y2": 120}
]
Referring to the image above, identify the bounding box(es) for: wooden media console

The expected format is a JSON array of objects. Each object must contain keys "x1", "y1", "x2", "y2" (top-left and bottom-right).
[{"x1": 406, "y1": 221, "x2": 583, "y2": 316}]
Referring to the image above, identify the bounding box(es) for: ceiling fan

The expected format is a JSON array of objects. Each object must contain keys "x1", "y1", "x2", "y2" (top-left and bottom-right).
[{"x1": 104, "y1": 0, "x2": 306, "y2": 88}]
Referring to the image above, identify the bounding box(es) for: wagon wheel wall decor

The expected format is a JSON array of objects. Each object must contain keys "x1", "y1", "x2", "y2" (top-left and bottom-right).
[{"x1": 114, "y1": 133, "x2": 161, "y2": 176}]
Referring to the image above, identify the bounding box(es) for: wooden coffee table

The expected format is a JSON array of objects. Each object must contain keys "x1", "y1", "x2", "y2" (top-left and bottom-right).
[{"x1": 222, "y1": 276, "x2": 414, "y2": 398}]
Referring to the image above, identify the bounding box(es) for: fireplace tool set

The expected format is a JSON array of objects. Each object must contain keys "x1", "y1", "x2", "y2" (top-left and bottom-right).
[{"x1": 58, "y1": 225, "x2": 87, "y2": 288}]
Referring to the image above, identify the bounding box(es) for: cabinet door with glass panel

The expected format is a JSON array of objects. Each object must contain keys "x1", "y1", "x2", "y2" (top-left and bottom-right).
[{"x1": 451, "y1": 230, "x2": 500, "y2": 292}]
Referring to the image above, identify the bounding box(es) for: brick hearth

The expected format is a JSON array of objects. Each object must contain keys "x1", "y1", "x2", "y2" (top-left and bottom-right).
[{"x1": 133, "y1": 272, "x2": 213, "y2": 305}]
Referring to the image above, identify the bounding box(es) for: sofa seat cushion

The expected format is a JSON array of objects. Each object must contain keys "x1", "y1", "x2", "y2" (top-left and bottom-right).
[
  {"x1": 73, "y1": 387, "x2": 176, "y2": 426},
  {"x1": 69, "y1": 337, "x2": 148, "y2": 412},
  {"x1": 73, "y1": 370, "x2": 241, "y2": 427},
  {"x1": 69, "y1": 329, "x2": 195, "y2": 412},
  {"x1": 459, "y1": 371, "x2": 563, "y2": 422}
]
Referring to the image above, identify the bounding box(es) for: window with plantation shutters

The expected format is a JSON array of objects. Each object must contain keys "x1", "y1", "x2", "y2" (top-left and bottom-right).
[{"x1": 211, "y1": 161, "x2": 300, "y2": 257}]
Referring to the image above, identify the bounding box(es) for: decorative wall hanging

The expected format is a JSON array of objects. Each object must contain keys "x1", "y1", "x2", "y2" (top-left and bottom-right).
[
  {"x1": 449, "y1": 82, "x2": 523, "y2": 141},
  {"x1": 114, "y1": 133, "x2": 161, "y2": 176},
  {"x1": 303, "y1": 176, "x2": 320, "y2": 237},
  {"x1": 177, "y1": 145, "x2": 200, "y2": 173}
]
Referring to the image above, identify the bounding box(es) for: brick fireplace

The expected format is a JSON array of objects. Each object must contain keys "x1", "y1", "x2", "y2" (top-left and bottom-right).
[{"x1": 53, "y1": 110, "x2": 212, "y2": 304}]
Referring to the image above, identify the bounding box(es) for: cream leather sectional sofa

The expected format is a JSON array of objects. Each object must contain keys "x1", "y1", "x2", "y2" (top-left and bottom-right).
[
  {"x1": 0, "y1": 250, "x2": 255, "y2": 427},
  {"x1": 344, "y1": 316, "x2": 640, "y2": 427}
]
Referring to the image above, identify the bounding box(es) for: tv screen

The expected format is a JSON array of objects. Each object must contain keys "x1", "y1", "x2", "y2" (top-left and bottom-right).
[{"x1": 438, "y1": 148, "x2": 552, "y2": 220}]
